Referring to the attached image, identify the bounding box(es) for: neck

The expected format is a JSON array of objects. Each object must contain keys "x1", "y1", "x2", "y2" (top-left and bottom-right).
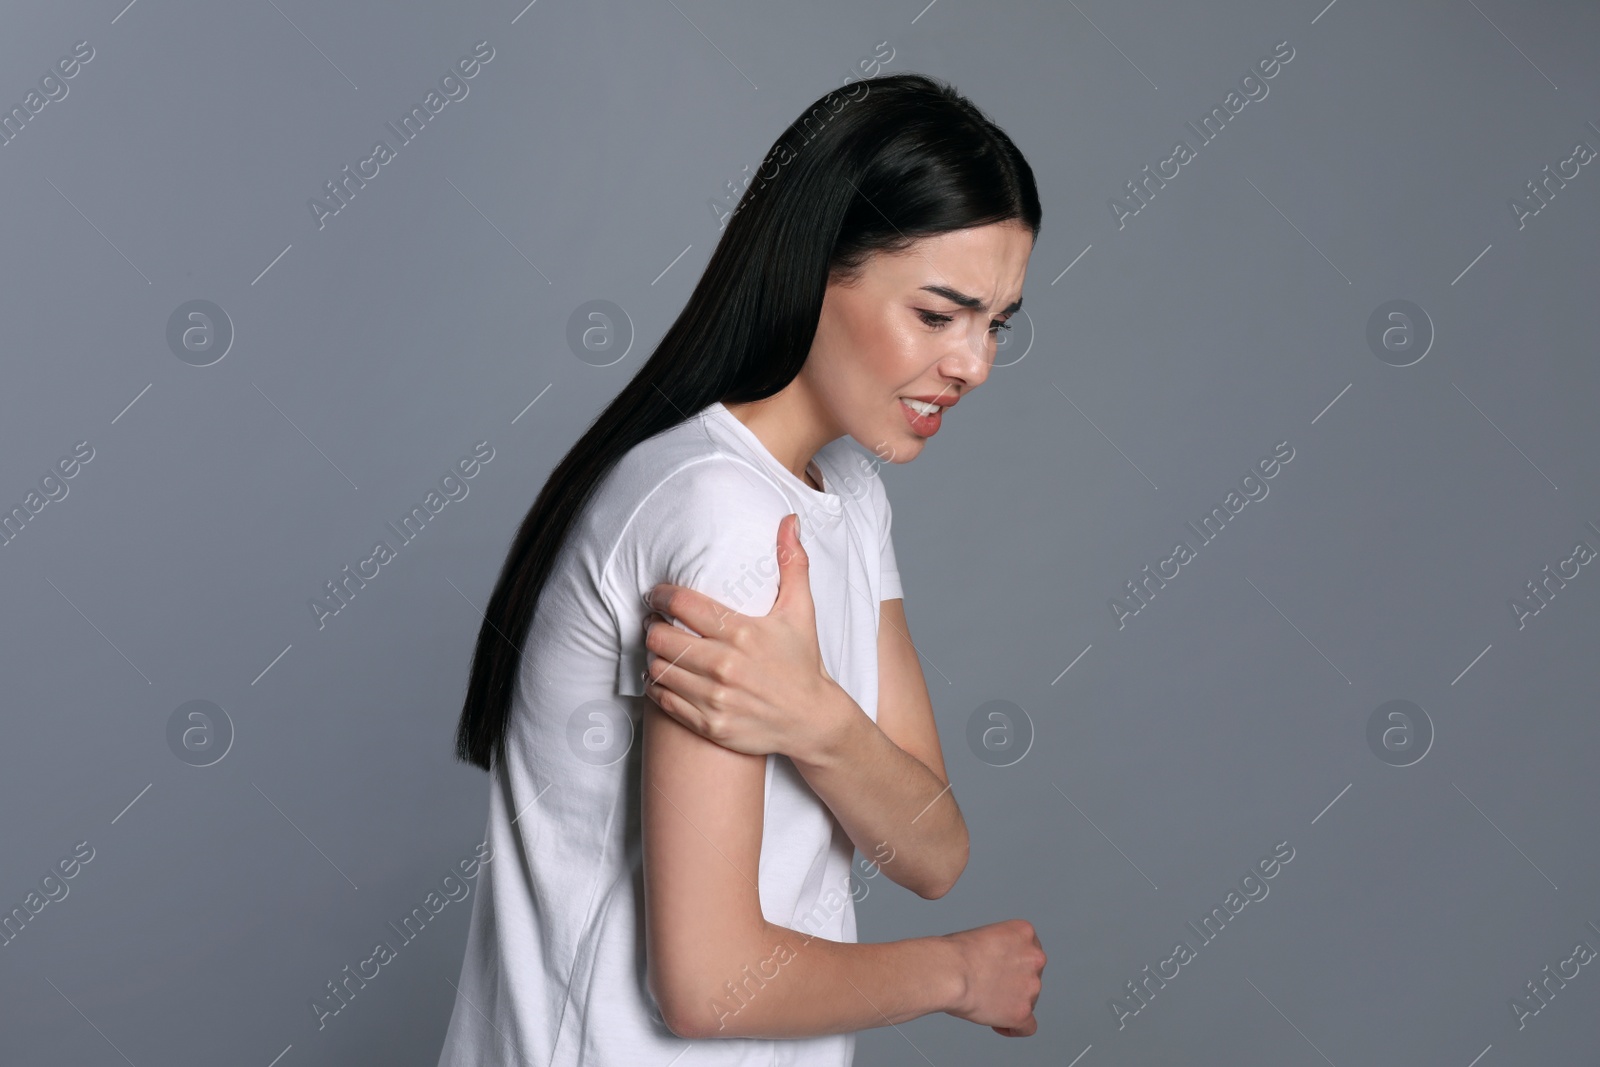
[{"x1": 722, "y1": 383, "x2": 841, "y2": 487}]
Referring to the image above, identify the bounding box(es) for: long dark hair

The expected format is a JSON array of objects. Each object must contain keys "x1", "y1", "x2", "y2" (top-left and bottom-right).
[{"x1": 454, "y1": 71, "x2": 1042, "y2": 772}]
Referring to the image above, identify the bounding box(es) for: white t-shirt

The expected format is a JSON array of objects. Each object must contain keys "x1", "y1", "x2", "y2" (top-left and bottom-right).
[{"x1": 436, "y1": 400, "x2": 902, "y2": 1066}]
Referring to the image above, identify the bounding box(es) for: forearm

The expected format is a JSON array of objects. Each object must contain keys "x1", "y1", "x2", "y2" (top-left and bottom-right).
[
  {"x1": 670, "y1": 922, "x2": 964, "y2": 1040},
  {"x1": 792, "y1": 690, "x2": 968, "y2": 898}
]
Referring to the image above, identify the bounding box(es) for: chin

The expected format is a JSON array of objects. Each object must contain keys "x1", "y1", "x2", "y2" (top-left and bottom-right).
[
  {"x1": 880, "y1": 430, "x2": 924, "y2": 463},
  {"x1": 852, "y1": 428, "x2": 912, "y2": 465}
]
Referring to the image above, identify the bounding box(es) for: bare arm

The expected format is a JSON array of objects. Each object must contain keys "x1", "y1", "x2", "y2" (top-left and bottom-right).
[
  {"x1": 788, "y1": 597, "x2": 969, "y2": 899},
  {"x1": 641, "y1": 693, "x2": 967, "y2": 1040}
]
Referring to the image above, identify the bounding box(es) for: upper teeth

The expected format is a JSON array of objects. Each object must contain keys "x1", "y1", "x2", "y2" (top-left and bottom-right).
[{"x1": 903, "y1": 398, "x2": 942, "y2": 416}]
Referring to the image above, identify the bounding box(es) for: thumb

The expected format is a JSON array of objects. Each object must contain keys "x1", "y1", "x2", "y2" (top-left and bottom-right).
[{"x1": 773, "y1": 513, "x2": 812, "y2": 612}]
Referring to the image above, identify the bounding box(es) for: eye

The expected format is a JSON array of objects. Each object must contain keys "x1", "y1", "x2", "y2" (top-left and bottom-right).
[{"x1": 917, "y1": 309, "x2": 1014, "y2": 335}]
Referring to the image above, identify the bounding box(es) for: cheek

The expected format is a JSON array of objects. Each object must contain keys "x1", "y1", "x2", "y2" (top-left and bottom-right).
[
  {"x1": 814, "y1": 299, "x2": 931, "y2": 414},
  {"x1": 825, "y1": 313, "x2": 903, "y2": 392},
  {"x1": 864, "y1": 316, "x2": 928, "y2": 382}
]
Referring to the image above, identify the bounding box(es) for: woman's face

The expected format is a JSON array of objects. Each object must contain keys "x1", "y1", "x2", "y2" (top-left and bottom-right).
[{"x1": 801, "y1": 220, "x2": 1034, "y2": 463}]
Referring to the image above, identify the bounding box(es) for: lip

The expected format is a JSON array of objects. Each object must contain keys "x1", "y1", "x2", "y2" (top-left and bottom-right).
[
  {"x1": 900, "y1": 397, "x2": 943, "y2": 436},
  {"x1": 901, "y1": 393, "x2": 959, "y2": 409}
]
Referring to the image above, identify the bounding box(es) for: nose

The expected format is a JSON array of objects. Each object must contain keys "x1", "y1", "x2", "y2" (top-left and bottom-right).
[{"x1": 947, "y1": 325, "x2": 994, "y2": 389}]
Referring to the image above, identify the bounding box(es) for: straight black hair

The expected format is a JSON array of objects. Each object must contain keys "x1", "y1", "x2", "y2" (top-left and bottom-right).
[{"x1": 454, "y1": 71, "x2": 1042, "y2": 771}]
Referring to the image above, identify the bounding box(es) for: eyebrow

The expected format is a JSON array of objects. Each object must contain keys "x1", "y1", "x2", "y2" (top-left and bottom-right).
[{"x1": 918, "y1": 284, "x2": 1023, "y2": 316}]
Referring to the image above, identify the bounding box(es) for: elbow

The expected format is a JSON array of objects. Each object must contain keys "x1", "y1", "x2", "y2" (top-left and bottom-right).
[
  {"x1": 646, "y1": 911, "x2": 775, "y2": 1039},
  {"x1": 647, "y1": 967, "x2": 705, "y2": 1040},
  {"x1": 920, "y1": 869, "x2": 959, "y2": 901},
  {"x1": 919, "y1": 830, "x2": 970, "y2": 901},
  {"x1": 648, "y1": 958, "x2": 736, "y2": 1040},
  {"x1": 658, "y1": 1001, "x2": 708, "y2": 1041},
  {"x1": 654, "y1": 987, "x2": 740, "y2": 1041}
]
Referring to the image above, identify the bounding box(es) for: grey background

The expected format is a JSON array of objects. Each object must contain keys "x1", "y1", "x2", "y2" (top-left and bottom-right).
[{"x1": 2, "y1": 0, "x2": 1597, "y2": 1064}]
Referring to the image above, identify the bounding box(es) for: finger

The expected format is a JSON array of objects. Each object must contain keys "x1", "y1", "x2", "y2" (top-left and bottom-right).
[
  {"x1": 643, "y1": 679, "x2": 708, "y2": 736},
  {"x1": 772, "y1": 513, "x2": 813, "y2": 613},
  {"x1": 650, "y1": 582, "x2": 743, "y2": 638},
  {"x1": 991, "y1": 1016, "x2": 1037, "y2": 1037},
  {"x1": 644, "y1": 654, "x2": 723, "y2": 721},
  {"x1": 643, "y1": 612, "x2": 714, "y2": 680}
]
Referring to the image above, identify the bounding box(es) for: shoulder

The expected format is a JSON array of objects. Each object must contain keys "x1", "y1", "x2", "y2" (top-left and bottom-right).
[
  {"x1": 626, "y1": 447, "x2": 793, "y2": 536},
  {"x1": 598, "y1": 444, "x2": 794, "y2": 608},
  {"x1": 587, "y1": 416, "x2": 782, "y2": 542}
]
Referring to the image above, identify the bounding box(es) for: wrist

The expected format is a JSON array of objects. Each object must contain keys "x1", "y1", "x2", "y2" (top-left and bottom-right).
[
  {"x1": 931, "y1": 933, "x2": 970, "y2": 1016},
  {"x1": 792, "y1": 680, "x2": 864, "y2": 773}
]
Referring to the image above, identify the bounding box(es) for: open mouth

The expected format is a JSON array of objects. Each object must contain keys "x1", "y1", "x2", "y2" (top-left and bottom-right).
[{"x1": 899, "y1": 397, "x2": 943, "y2": 435}]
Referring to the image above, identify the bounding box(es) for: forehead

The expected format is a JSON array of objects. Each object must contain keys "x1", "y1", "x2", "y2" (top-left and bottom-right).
[{"x1": 872, "y1": 223, "x2": 1032, "y2": 297}]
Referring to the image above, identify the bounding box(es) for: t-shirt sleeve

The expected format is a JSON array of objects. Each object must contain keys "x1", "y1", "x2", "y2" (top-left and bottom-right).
[
  {"x1": 873, "y1": 468, "x2": 903, "y2": 602},
  {"x1": 605, "y1": 457, "x2": 795, "y2": 697}
]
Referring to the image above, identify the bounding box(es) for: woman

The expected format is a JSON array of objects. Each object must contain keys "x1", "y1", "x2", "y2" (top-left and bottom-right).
[{"x1": 437, "y1": 71, "x2": 1046, "y2": 1066}]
